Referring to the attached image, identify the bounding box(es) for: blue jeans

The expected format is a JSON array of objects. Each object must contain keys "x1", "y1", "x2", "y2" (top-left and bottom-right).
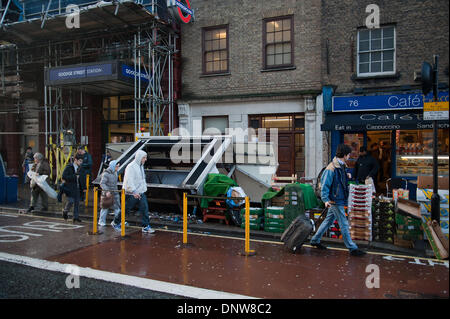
[
  {"x1": 310, "y1": 205, "x2": 358, "y2": 251},
  {"x1": 99, "y1": 193, "x2": 121, "y2": 225},
  {"x1": 114, "y1": 193, "x2": 149, "y2": 227},
  {"x1": 64, "y1": 191, "x2": 82, "y2": 219}
]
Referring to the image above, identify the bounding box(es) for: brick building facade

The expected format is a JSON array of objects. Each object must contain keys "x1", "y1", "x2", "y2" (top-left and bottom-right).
[
  {"x1": 320, "y1": 0, "x2": 449, "y2": 197},
  {"x1": 179, "y1": 0, "x2": 325, "y2": 178}
]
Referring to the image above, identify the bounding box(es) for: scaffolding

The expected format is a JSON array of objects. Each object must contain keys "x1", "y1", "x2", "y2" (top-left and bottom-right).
[{"x1": 1, "y1": 0, "x2": 179, "y2": 183}]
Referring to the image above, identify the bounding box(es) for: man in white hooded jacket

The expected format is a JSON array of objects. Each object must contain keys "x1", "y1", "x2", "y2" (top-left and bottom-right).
[{"x1": 113, "y1": 150, "x2": 155, "y2": 233}]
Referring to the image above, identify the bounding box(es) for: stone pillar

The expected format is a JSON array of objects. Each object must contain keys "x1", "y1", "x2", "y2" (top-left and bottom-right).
[
  {"x1": 177, "y1": 103, "x2": 190, "y2": 136},
  {"x1": 304, "y1": 95, "x2": 324, "y2": 180}
]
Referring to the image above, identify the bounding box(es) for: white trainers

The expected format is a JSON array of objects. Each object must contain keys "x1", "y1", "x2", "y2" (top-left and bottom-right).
[
  {"x1": 142, "y1": 225, "x2": 155, "y2": 234},
  {"x1": 98, "y1": 222, "x2": 106, "y2": 227}
]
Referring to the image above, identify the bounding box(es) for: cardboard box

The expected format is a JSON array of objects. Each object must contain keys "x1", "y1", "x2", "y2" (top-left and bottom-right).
[
  {"x1": 417, "y1": 176, "x2": 449, "y2": 190},
  {"x1": 396, "y1": 198, "x2": 421, "y2": 219},
  {"x1": 394, "y1": 235, "x2": 414, "y2": 249},
  {"x1": 419, "y1": 203, "x2": 449, "y2": 217},
  {"x1": 416, "y1": 189, "x2": 449, "y2": 204}
]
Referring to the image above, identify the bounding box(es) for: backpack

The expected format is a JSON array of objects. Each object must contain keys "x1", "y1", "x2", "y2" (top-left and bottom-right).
[{"x1": 314, "y1": 166, "x2": 327, "y2": 199}]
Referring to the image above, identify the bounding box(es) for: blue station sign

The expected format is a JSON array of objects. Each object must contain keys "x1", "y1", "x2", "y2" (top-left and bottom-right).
[
  {"x1": 49, "y1": 63, "x2": 113, "y2": 82},
  {"x1": 332, "y1": 91, "x2": 449, "y2": 112}
]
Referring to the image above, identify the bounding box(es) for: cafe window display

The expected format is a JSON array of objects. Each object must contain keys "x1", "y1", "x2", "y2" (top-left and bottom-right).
[{"x1": 396, "y1": 129, "x2": 449, "y2": 177}]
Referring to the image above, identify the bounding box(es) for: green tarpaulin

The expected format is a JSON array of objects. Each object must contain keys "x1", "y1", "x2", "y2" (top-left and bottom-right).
[{"x1": 200, "y1": 174, "x2": 238, "y2": 208}]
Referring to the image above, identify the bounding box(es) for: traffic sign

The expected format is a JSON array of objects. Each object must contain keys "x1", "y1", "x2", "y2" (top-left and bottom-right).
[{"x1": 423, "y1": 101, "x2": 449, "y2": 121}]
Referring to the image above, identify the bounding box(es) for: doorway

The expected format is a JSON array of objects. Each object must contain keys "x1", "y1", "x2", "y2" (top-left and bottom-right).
[{"x1": 366, "y1": 131, "x2": 392, "y2": 193}]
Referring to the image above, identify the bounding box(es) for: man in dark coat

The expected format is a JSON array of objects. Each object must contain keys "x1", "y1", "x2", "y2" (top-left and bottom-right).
[
  {"x1": 61, "y1": 153, "x2": 86, "y2": 223},
  {"x1": 354, "y1": 146, "x2": 379, "y2": 184},
  {"x1": 76, "y1": 146, "x2": 93, "y2": 198}
]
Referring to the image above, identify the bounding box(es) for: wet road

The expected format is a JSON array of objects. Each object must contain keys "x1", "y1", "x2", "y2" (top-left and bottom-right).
[{"x1": 0, "y1": 212, "x2": 448, "y2": 299}]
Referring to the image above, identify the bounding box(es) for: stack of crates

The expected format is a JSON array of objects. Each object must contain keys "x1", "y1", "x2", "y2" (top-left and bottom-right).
[
  {"x1": 395, "y1": 213, "x2": 423, "y2": 242},
  {"x1": 240, "y1": 207, "x2": 264, "y2": 230},
  {"x1": 348, "y1": 184, "x2": 373, "y2": 241},
  {"x1": 325, "y1": 220, "x2": 342, "y2": 239},
  {"x1": 372, "y1": 198, "x2": 395, "y2": 244},
  {"x1": 264, "y1": 206, "x2": 285, "y2": 233}
]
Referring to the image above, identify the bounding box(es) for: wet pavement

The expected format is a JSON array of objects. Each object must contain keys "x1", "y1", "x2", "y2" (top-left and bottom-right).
[
  {"x1": 0, "y1": 183, "x2": 436, "y2": 259},
  {"x1": 0, "y1": 212, "x2": 448, "y2": 299}
]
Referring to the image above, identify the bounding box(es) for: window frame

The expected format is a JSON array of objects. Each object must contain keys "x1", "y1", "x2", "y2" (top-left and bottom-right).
[
  {"x1": 202, "y1": 25, "x2": 230, "y2": 75},
  {"x1": 357, "y1": 25, "x2": 396, "y2": 77},
  {"x1": 202, "y1": 115, "x2": 229, "y2": 135},
  {"x1": 262, "y1": 15, "x2": 295, "y2": 70}
]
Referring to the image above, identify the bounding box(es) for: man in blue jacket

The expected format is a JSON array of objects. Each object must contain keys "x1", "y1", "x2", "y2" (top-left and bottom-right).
[{"x1": 310, "y1": 144, "x2": 366, "y2": 257}]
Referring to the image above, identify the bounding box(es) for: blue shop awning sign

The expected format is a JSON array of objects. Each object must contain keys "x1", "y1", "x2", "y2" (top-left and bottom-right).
[
  {"x1": 332, "y1": 91, "x2": 449, "y2": 112},
  {"x1": 321, "y1": 111, "x2": 450, "y2": 131}
]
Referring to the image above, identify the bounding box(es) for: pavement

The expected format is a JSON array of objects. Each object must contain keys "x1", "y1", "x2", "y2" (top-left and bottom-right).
[
  {"x1": 0, "y1": 183, "x2": 436, "y2": 259},
  {"x1": 0, "y1": 183, "x2": 448, "y2": 299},
  {"x1": 0, "y1": 212, "x2": 448, "y2": 299}
]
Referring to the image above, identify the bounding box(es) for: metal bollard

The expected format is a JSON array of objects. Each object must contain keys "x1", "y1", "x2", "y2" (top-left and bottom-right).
[
  {"x1": 92, "y1": 187, "x2": 98, "y2": 235},
  {"x1": 121, "y1": 188, "x2": 125, "y2": 237},
  {"x1": 242, "y1": 196, "x2": 256, "y2": 256},
  {"x1": 85, "y1": 174, "x2": 90, "y2": 207},
  {"x1": 183, "y1": 192, "x2": 187, "y2": 244}
]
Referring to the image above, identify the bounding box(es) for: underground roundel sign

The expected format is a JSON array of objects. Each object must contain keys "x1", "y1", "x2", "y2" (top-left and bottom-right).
[{"x1": 167, "y1": 0, "x2": 193, "y2": 24}]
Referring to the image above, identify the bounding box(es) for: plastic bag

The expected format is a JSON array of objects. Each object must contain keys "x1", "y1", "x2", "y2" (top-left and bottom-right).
[
  {"x1": 365, "y1": 177, "x2": 376, "y2": 194},
  {"x1": 226, "y1": 186, "x2": 246, "y2": 208},
  {"x1": 27, "y1": 171, "x2": 58, "y2": 199}
]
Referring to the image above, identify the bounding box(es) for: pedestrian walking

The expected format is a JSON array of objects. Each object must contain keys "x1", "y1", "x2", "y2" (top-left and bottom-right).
[
  {"x1": 26, "y1": 152, "x2": 51, "y2": 213},
  {"x1": 112, "y1": 150, "x2": 154, "y2": 233},
  {"x1": 76, "y1": 146, "x2": 93, "y2": 195},
  {"x1": 98, "y1": 160, "x2": 121, "y2": 227},
  {"x1": 22, "y1": 147, "x2": 34, "y2": 184},
  {"x1": 61, "y1": 153, "x2": 85, "y2": 223},
  {"x1": 310, "y1": 144, "x2": 366, "y2": 256},
  {"x1": 354, "y1": 146, "x2": 379, "y2": 184}
]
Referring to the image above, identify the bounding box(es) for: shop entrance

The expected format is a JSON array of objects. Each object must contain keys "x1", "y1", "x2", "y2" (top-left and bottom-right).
[
  {"x1": 366, "y1": 131, "x2": 392, "y2": 193},
  {"x1": 342, "y1": 131, "x2": 392, "y2": 194}
]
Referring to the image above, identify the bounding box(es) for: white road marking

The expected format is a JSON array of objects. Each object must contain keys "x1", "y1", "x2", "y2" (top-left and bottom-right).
[{"x1": 0, "y1": 252, "x2": 257, "y2": 299}]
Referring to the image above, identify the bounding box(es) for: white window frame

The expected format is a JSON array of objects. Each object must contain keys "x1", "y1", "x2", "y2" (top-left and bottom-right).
[{"x1": 357, "y1": 26, "x2": 396, "y2": 77}]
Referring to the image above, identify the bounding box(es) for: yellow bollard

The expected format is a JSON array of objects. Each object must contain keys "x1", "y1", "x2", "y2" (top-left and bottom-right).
[
  {"x1": 121, "y1": 188, "x2": 125, "y2": 237},
  {"x1": 242, "y1": 196, "x2": 256, "y2": 256},
  {"x1": 183, "y1": 192, "x2": 188, "y2": 244},
  {"x1": 93, "y1": 187, "x2": 98, "y2": 235},
  {"x1": 85, "y1": 174, "x2": 90, "y2": 207}
]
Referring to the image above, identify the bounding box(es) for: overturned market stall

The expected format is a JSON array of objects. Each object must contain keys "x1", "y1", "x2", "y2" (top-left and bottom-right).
[{"x1": 93, "y1": 135, "x2": 278, "y2": 212}]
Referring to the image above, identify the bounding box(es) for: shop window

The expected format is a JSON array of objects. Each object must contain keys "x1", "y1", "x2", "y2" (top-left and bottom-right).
[
  {"x1": 262, "y1": 115, "x2": 292, "y2": 130},
  {"x1": 263, "y1": 16, "x2": 294, "y2": 69},
  {"x1": 103, "y1": 96, "x2": 118, "y2": 121},
  {"x1": 203, "y1": 116, "x2": 228, "y2": 135},
  {"x1": 294, "y1": 115, "x2": 305, "y2": 131},
  {"x1": 357, "y1": 25, "x2": 395, "y2": 77},
  {"x1": 396, "y1": 129, "x2": 449, "y2": 177},
  {"x1": 203, "y1": 26, "x2": 229, "y2": 74}
]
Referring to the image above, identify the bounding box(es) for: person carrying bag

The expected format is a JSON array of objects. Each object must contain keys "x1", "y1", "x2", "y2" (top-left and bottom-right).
[{"x1": 98, "y1": 160, "x2": 121, "y2": 226}]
